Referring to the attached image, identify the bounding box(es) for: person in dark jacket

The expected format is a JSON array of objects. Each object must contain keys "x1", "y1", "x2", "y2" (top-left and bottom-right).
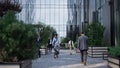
[
  {"x1": 37, "y1": 36, "x2": 41, "y2": 58},
  {"x1": 48, "y1": 38, "x2": 53, "y2": 53},
  {"x1": 78, "y1": 32, "x2": 89, "y2": 65}
]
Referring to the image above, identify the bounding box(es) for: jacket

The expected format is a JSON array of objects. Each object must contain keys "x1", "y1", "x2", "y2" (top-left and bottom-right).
[{"x1": 78, "y1": 35, "x2": 89, "y2": 50}]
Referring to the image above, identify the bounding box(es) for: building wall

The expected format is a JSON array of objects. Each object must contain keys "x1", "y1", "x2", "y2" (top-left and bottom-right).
[
  {"x1": 76, "y1": 0, "x2": 82, "y2": 35},
  {"x1": 78, "y1": 0, "x2": 89, "y2": 32},
  {"x1": 101, "y1": 1, "x2": 111, "y2": 45},
  {"x1": 114, "y1": 0, "x2": 120, "y2": 46},
  {"x1": 67, "y1": 0, "x2": 74, "y2": 38},
  {"x1": 89, "y1": 0, "x2": 95, "y2": 23}
]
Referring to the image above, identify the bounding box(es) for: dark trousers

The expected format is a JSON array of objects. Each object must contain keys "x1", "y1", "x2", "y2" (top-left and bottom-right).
[
  {"x1": 38, "y1": 49, "x2": 41, "y2": 57},
  {"x1": 80, "y1": 49, "x2": 87, "y2": 62},
  {"x1": 54, "y1": 49, "x2": 59, "y2": 55},
  {"x1": 48, "y1": 44, "x2": 52, "y2": 52},
  {"x1": 37, "y1": 41, "x2": 41, "y2": 58},
  {"x1": 54, "y1": 48, "x2": 59, "y2": 58}
]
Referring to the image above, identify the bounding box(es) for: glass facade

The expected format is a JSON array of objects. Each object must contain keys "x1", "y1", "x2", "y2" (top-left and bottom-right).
[
  {"x1": 16, "y1": 0, "x2": 36, "y2": 24},
  {"x1": 67, "y1": 0, "x2": 83, "y2": 41},
  {"x1": 35, "y1": 0, "x2": 68, "y2": 37},
  {"x1": 16, "y1": 0, "x2": 68, "y2": 37},
  {"x1": 115, "y1": 0, "x2": 120, "y2": 45}
]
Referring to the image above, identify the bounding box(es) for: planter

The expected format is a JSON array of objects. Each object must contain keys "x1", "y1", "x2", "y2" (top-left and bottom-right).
[
  {"x1": 87, "y1": 47, "x2": 108, "y2": 58},
  {"x1": 40, "y1": 48, "x2": 48, "y2": 55},
  {"x1": 0, "y1": 60, "x2": 32, "y2": 68},
  {"x1": 108, "y1": 56, "x2": 120, "y2": 68}
]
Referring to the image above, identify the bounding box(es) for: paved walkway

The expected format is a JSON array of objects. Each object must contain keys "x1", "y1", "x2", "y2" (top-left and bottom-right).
[{"x1": 32, "y1": 50, "x2": 108, "y2": 68}]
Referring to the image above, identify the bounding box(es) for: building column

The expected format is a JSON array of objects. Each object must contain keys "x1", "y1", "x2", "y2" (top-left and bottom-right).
[
  {"x1": 83, "y1": 0, "x2": 89, "y2": 33},
  {"x1": 109, "y1": 0, "x2": 115, "y2": 46}
]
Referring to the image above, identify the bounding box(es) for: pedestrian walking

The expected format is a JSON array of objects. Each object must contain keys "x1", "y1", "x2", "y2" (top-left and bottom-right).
[
  {"x1": 78, "y1": 32, "x2": 89, "y2": 65},
  {"x1": 37, "y1": 36, "x2": 41, "y2": 58},
  {"x1": 52, "y1": 33, "x2": 60, "y2": 59},
  {"x1": 47, "y1": 38, "x2": 53, "y2": 53},
  {"x1": 68, "y1": 40, "x2": 74, "y2": 55}
]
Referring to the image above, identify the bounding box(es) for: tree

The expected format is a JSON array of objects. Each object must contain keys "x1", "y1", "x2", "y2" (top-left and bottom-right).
[
  {"x1": 33, "y1": 22, "x2": 56, "y2": 48},
  {"x1": 42, "y1": 25, "x2": 56, "y2": 46},
  {"x1": 0, "y1": 0, "x2": 22, "y2": 17}
]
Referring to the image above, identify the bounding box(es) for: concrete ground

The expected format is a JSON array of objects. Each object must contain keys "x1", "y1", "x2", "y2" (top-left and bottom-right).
[{"x1": 32, "y1": 49, "x2": 108, "y2": 68}]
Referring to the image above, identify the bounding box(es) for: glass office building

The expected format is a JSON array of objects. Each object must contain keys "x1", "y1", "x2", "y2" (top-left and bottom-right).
[
  {"x1": 67, "y1": 0, "x2": 120, "y2": 45},
  {"x1": 67, "y1": 0, "x2": 84, "y2": 41},
  {"x1": 87, "y1": 0, "x2": 120, "y2": 46},
  {"x1": 35, "y1": 0, "x2": 68, "y2": 37},
  {"x1": 16, "y1": 0, "x2": 36, "y2": 24}
]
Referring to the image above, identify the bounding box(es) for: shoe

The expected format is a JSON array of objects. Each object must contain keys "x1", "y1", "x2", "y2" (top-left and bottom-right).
[{"x1": 83, "y1": 61, "x2": 86, "y2": 65}]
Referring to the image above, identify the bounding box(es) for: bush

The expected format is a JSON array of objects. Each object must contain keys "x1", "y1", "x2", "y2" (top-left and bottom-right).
[
  {"x1": 86, "y1": 22, "x2": 105, "y2": 46},
  {"x1": 74, "y1": 35, "x2": 78, "y2": 48},
  {"x1": 61, "y1": 37, "x2": 70, "y2": 43},
  {"x1": 74, "y1": 42, "x2": 78, "y2": 48},
  {"x1": 42, "y1": 25, "x2": 56, "y2": 47},
  {"x1": 0, "y1": 11, "x2": 37, "y2": 62},
  {"x1": 109, "y1": 46, "x2": 120, "y2": 58}
]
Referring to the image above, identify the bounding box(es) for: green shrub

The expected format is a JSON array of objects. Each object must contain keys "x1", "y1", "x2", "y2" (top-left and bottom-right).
[
  {"x1": 85, "y1": 22, "x2": 105, "y2": 46},
  {"x1": 74, "y1": 35, "x2": 78, "y2": 48},
  {"x1": 74, "y1": 42, "x2": 78, "y2": 48},
  {"x1": 109, "y1": 46, "x2": 120, "y2": 58},
  {"x1": 0, "y1": 11, "x2": 37, "y2": 62},
  {"x1": 61, "y1": 37, "x2": 70, "y2": 43}
]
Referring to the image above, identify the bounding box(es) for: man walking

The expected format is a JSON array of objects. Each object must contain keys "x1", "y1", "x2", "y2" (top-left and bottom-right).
[
  {"x1": 48, "y1": 38, "x2": 53, "y2": 53},
  {"x1": 78, "y1": 32, "x2": 89, "y2": 65},
  {"x1": 37, "y1": 36, "x2": 41, "y2": 58}
]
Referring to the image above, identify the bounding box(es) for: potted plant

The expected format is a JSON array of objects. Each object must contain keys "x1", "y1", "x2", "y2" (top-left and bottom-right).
[
  {"x1": 85, "y1": 22, "x2": 107, "y2": 58},
  {"x1": 0, "y1": 11, "x2": 38, "y2": 68},
  {"x1": 108, "y1": 46, "x2": 120, "y2": 68}
]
